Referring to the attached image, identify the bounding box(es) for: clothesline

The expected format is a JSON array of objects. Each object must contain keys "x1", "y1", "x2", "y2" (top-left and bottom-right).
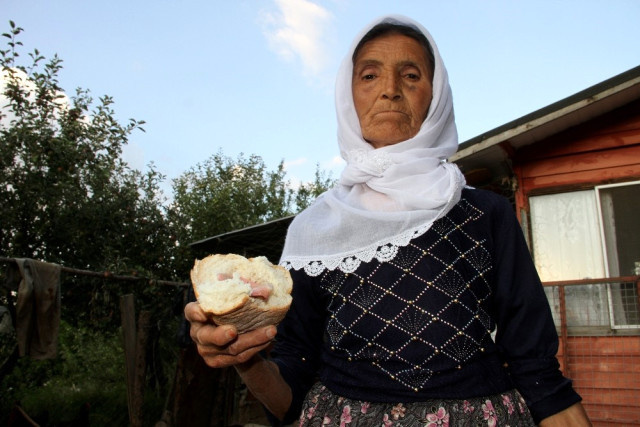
[{"x1": 0, "y1": 256, "x2": 189, "y2": 288}]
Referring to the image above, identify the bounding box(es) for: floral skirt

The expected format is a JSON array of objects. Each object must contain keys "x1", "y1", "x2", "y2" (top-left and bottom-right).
[{"x1": 297, "y1": 382, "x2": 535, "y2": 427}]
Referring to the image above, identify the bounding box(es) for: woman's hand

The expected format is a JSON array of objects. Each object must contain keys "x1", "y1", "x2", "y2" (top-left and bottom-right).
[
  {"x1": 538, "y1": 402, "x2": 592, "y2": 426},
  {"x1": 184, "y1": 301, "x2": 277, "y2": 368},
  {"x1": 184, "y1": 301, "x2": 292, "y2": 420}
]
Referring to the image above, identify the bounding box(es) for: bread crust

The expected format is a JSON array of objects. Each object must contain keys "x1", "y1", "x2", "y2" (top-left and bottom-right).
[{"x1": 190, "y1": 254, "x2": 292, "y2": 333}]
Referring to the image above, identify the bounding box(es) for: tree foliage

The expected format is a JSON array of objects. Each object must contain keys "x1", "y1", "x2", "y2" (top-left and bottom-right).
[
  {"x1": 168, "y1": 154, "x2": 335, "y2": 275},
  {"x1": 0, "y1": 21, "x2": 173, "y2": 279},
  {"x1": 168, "y1": 152, "x2": 290, "y2": 274},
  {"x1": 172, "y1": 153, "x2": 292, "y2": 238}
]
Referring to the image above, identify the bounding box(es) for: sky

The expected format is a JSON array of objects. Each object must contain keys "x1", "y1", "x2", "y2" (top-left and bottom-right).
[{"x1": 3, "y1": 0, "x2": 640, "y2": 196}]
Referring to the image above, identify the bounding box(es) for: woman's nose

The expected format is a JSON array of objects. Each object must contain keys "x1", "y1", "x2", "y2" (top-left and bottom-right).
[{"x1": 381, "y1": 75, "x2": 402, "y2": 100}]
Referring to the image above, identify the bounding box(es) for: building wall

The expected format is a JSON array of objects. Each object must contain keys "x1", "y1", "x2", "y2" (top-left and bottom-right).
[
  {"x1": 510, "y1": 100, "x2": 640, "y2": 426},
  {"x1": 513, "y1": 99, "x2": 640, "y2": 208}
]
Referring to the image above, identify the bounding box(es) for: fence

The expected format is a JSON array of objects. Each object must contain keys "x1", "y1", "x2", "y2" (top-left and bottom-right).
[
  {"x1": 0, "y1": 256, "x2": 188, "y2": 426},
  {"x1": 543, "y1": 276, "x2": 640, "y2": 426}
]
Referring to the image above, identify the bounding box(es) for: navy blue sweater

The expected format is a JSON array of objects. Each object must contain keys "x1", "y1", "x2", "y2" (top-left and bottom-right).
[{"x1": 272, "y1": 188, "x2": 581, "y2": 424}]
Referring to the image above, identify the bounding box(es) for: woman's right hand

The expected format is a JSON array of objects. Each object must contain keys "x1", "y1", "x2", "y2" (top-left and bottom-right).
[
  {"x1": 185, "y1": 302, "x2": 292, "y2": 420},
  {"x1": 184, "y1": 301, "x2": 277, "y2": 368}
]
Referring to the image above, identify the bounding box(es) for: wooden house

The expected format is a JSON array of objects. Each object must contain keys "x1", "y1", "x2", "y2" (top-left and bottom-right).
[{"x1": 452, "y1": 64, "x2": 640, "y2": 426}]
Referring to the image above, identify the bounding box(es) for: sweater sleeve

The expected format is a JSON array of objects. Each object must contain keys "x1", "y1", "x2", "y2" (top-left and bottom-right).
[
  {"x1": 488, "y1": 195, "x2": 582, "y2": 423},
  {"x1": 267, "y1": 268, "x2": 327, "y2": 425}
]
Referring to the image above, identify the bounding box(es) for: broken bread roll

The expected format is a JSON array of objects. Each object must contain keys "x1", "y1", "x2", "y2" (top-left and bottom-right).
[{"x1": 190, "y1": 254, "x2": 293, "y2": 333}]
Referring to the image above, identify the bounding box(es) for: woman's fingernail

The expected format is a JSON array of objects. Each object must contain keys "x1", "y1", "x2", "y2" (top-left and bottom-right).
[{"x1": 226, "y1": 328, "x2": 237, "y2": 340}]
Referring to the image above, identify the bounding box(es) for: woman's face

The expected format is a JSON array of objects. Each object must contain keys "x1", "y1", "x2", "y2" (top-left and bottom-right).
[{"x1": 352, "y1": 33, "x2": 433, "y2": 149}]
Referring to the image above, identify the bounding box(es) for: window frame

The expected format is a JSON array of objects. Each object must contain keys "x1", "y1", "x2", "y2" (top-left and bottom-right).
[{"x1": 594, "y1": 180, "x2": 640, "y2": 329}]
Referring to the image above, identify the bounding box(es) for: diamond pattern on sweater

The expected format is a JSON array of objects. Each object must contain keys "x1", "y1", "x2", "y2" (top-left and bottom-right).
[{"x1": 317, "y1": 197, "x2": 494, "y2": 391}]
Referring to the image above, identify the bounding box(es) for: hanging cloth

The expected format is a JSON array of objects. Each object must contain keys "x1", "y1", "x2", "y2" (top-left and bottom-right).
[{"x1": 13, "y1": 258, "x2": 61, "y2": 359}]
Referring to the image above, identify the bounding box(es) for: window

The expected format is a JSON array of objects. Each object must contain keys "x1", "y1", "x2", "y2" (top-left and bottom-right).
[
  {"x1": 597, "y1": 182, "x2": 640, "y2": 327},
  {"x1": 529, "y1": 182, "x2": 640, "y2": 331}
]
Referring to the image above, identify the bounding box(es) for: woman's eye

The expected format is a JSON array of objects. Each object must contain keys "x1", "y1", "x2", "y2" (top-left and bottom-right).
[
  {"x1": 405, "y1": 73, "x2": 419, "y2": 80},
  {"x1": 363, "y1": 74, "x2": 376, "y2": 80}
]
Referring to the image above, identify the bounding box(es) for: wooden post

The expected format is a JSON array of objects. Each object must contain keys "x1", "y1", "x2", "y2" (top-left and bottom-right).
[
  {"x1": 636, "y1": 277, "x2": 640, "y2": 315},
  {"x1": 132, "y1": 310, "x2": 152, "y2": 427},
  {"x1": 120, "y1": 295, "x2": 152, "y2": 427},
  {"x1": 120, "y1": 294, "x2": 137, "y2": 426},
  {"x1": 558, "y1": 285, "x2": 570, "y2": 378}
]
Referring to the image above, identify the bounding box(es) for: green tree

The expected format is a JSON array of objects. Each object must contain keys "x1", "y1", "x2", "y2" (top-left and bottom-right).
[
  {"x1": 0, "y1": 21, "x2": 172, "y2": 279},
  {"x1": 294, "y1": 163, "x2": 335, "y2": 211},
  {"x1": 168, "y1": 151, "x2": 295, "y2": 273}
]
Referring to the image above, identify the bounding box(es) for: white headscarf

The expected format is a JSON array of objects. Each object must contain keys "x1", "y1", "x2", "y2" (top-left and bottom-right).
[{"x1": 280, "y1": 15, "x2": 466, "y2": 275}]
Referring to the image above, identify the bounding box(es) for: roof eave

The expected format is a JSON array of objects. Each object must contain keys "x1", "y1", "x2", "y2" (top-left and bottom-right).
[{"x1": 451, "y1": 65, "x2": 640, "y2": 165}]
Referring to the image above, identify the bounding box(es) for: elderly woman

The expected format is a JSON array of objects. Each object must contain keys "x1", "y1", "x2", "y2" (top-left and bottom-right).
[{"x1": 185, "y1": 15, "x2": 591, "y2": 426}]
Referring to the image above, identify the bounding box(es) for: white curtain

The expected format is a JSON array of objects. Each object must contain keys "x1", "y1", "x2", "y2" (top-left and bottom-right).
[{"x1": 530, "y1": 191, "x2": 608, "y2": 327}]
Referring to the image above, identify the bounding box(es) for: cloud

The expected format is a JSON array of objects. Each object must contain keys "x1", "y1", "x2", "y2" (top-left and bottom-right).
[
  {"x1": 261, "y1": 0, "x2": 333, "y2": 77},
  {"x1": 283, "y1": 157, "x2": 308, "y2": 169},
  {"x1": 323, "y1": 155, "x2": 345, "y2": 171},
  {"x1": 285, "y1": 154, "x2": 342, "y2": 191},
  {"x1": 282, "y1": 157, "x2": 308, "y2": 190}
]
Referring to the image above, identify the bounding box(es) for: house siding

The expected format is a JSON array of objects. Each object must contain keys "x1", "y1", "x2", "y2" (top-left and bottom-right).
[
  {"x1": 509, "y1": 100, "x2": 640, "y2": 426},
  {"x1": 515, "y1": 100, "x2": 640, "y2": 199}
]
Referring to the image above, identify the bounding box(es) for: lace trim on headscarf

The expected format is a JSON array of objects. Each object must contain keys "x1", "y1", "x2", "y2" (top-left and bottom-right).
[{"x1": 280, "y1": 217, "x2": 438, "y2": 276}]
